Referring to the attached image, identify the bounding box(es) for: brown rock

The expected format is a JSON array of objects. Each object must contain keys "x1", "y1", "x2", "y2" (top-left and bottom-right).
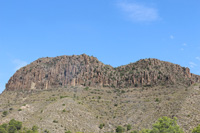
[{"x1": 5, "y1": 55, "x2": 200, "y2": 91}]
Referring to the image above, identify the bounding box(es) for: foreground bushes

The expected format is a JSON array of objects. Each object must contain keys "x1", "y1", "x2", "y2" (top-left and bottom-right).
[
  {"x1": 149, "y1": 116, "x2": 183, "y2": 133},
  {"x1": 116, "y1": 116, "x2": 199, "y2": 133},
  {"x1": 0, "y1": 119, "x2": 38, "y2": 133},
  {"x1": 1, "y1": 117, "x2": 200, "y2": 133}
]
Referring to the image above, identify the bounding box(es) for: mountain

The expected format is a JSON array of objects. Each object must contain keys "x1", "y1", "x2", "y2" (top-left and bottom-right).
[
  {"x1": 6, "y1": 54, "x2": 200, "y2": 91},
  {"x1": 1, "y1": 54, "x2": 200, "y2": 133}
]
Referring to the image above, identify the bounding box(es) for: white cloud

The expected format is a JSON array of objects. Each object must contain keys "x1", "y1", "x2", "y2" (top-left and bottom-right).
[
  {"x1": 170, "y1": 35, "x2": 174, "y2": 39},
  {"x1": 189, "y1": 62, "x2": 197, "y2": 68},
  {"x1": 183, "y1": 43, "x2": 187, "y2": 46},
  {"x1": 118, "y1": 2, "x2": 159, "y2": 22},
  {"x1": 180, "y1": 48, "x2": 184, "y2": 51},
  {"x1": 13, "y1": 59, "x2": 28, "y2": 71},
  {"x1": 196, "y1": 57, "x2": 200, "y2": 61}
]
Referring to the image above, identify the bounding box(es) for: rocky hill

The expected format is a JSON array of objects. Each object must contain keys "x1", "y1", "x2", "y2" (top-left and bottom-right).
[
  {"x1": 2, "y1": 54, "x2": 200, "y2": 133},
  {"x1": 6, "y1": 54, "x2": 200, "y2": 91}
]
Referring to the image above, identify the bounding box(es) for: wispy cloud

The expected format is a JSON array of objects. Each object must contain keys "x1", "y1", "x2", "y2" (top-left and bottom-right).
[
  {"x1": 189, "y1": 62, "x2": 197, "y2": 68},
  {"x1": 118, "y1": 2, "x2": 159, "y2": 22},
  {"x1": 183, "y1": 43, "x2": 187, "y2": 46},
  {"x1": 13, "y1": 59, "x2": 28, "y2": 71},
  {"x1": 170, "y1": 35, "x2": 174, "y2": 39},
  {"x1": 196, "y1": 57, "x2": 200, "y2": 61}
]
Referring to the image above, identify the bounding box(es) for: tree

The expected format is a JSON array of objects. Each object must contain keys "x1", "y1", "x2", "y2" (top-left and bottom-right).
[
  {"x1": 0, "y1": 124, "x2": 7, "y2": 131},
  {"x1": 151, "y1": 116, "x2": 183, "y2": 133},
  {"x1": 192, "y1": 124, "x2": 200, "y2": 133},
  {"x1": 9, "y1": 119, "x2": 22, "y2": 130},
  {"x1": 0, "y1": 127, "x2": 7, "y2": 133},
  {"x1": 7, "y1": 125, "x2": 17, "y2": 133}
]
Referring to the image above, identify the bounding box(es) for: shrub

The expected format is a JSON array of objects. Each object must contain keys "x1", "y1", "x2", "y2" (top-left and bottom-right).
[
  {"x1": 140, "y1": 129, "x2": 151, "y2": 133},
  {"x1": 155, "y1": 98, "x2": 159, "y2": 102},
  {"x1": 2, "y1": 111, "x2": 8, "y2": 117},
  {"x1": 60, "y1": 96, "x2": 68, "y2": 99},
  {"x1": 127, "y1": 124, "x2": 132, "y2": 131},
  {"x1": 192, "y1": 124, "x2": 200, "y2": 133},
  {"x1": 84, "y1": 87, "x2": 89, "y2": 91},
  {"x1": 53, "y1": 120, "x2": 58, "y2": 123},
  {"x1": 99, "y1": 123, "x2": 105, "y2": 129},
  {"x1": 65, "y1": 131, "x2": 72, "y2": 133},
  {"x1": 44, "y1": 129, "x2": 50, "y2": 133},
  {"x1": 32, "y1": 125, "x2": 39, "y2": 132},
  {"x1": 116, "y1": 126, "x2": 124, "y2": 133}
]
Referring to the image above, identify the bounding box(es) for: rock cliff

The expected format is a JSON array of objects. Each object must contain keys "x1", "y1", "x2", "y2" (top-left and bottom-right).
[{"x1": 5, "y1": 54, "x2": 200, "y2": 91}]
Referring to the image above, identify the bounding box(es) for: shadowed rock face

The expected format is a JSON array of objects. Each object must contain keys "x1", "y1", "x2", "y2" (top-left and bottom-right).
[{"x1": 5, "y1": 54, "x2": 200, "y2": 91}]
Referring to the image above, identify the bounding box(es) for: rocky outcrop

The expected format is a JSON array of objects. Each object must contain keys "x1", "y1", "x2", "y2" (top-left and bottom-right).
[{"x1": 5, "y1": 54, "x2": 200, "y2": 91}]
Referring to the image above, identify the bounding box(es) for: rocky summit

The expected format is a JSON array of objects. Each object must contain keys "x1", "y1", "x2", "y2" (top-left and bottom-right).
[{"x1": 6, "y1": 54, "x2": 200, "y2": 91}]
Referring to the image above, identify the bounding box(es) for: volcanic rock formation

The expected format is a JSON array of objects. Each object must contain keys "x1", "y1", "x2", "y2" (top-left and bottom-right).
[{"x1": 6, "y1": 54, "x2": 200, "y2": 91}]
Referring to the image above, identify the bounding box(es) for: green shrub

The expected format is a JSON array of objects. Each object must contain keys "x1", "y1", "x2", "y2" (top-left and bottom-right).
[
  {"x1": 65, "y1": 131, "x2": 72, "y2": 133},
  {"x1": 84, "y1": 87, "x2": 89, "y2": 91},
  {"x1": 140, "y1": 129, "x2": 151, "y2": 133},
  {"x1": 116, "y1": 126, "x2": 124, "y2": 133},
  {"x1": 60, "y1": 96, "x2": 68, "y2": 99},
  {"x1": 99, "y1": 123, "x2": 105, "y2": 129},
  {"x1": 44, "y1": 129, "x2": 50, "y2": 133},
  {"x1": 2, "y1": 111, "x2": 8, "y2": 117},
  {"x1": 127, "y1": 124, "x2": 132, "y2": 131},
  {"x1": 53, "y1": 120, "x2": 58, "y2": 123},
  {"x1": 32, "y1": 125, "x2": 39, "y2": 132},
  {"x1": 155, "y1": 98, "x2": 159, "y2": 102},
  {"x1": 192, "y1": 124, "x2": 200, "y2": 133}
]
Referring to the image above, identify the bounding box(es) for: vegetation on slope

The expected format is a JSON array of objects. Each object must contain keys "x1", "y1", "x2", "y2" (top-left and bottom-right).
[
  {"x1": 1, "y1": 116, "x2": 200, "y2": 133},
  {"x1": 0, "y1": 119, "x2": 38, "y2": 133}
]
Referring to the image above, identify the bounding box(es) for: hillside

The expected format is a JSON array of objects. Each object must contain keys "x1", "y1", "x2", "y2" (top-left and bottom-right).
[{"x1": 1, "y1": 54, "x2": 200, "y2": 133}]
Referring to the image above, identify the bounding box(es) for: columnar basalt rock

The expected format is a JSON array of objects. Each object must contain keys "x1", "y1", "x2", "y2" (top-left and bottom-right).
[{"x1": 5, "y1": 54, "x2": 200, "y2": 91}]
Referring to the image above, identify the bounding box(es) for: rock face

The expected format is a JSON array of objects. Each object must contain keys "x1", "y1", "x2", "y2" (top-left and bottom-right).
[{"x1": 6, "y1": 54, "x2": 200, "y2": 91}]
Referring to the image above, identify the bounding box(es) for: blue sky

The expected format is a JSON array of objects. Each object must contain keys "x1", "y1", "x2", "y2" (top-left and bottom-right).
[{"x1": 0, "y1": 0, "x2": 200, "y2": 93}]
